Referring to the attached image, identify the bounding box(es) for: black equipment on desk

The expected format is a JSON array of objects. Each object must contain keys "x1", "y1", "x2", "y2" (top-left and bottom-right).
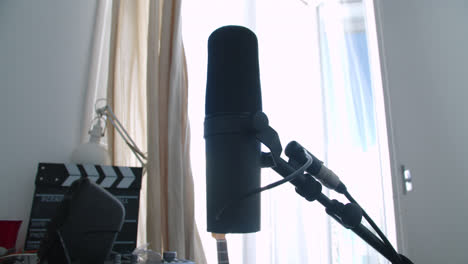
[
  {"x1": 25, "y1": 163, "x2": 143, "y2": 261},
  {"x1": 37, "y1": 177, "x2": 125, "y2": 264}
]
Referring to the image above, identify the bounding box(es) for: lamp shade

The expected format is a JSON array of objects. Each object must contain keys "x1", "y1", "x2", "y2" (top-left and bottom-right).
[
  {"x1": 71, "y1": 142, "x2": 111, "y2": 165},
  {"x1": 71, "y1": 121, "x2": 111, "y2": 165}
]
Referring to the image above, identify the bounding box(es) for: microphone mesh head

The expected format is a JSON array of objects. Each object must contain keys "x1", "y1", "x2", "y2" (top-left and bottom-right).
[{"x1": 206, "y1": 26, "x2": 262, "y2": 115}]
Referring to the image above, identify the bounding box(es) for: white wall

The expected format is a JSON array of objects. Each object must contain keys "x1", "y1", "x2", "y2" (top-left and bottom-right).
[
  {"x1": 0, "y1": 0, "x2": 96, "y2": 248},
  {"x1": 375, "y1": 0, "x2": 468, "y2": 263}
]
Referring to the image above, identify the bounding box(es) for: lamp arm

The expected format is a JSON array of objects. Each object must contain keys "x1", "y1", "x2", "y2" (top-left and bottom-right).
[
  {"x1": 97, "y1": 105, "x2": 147, "y2": 167},
  {"x1": 106, "y1": 116, "x2": 146, "y2": 166}
]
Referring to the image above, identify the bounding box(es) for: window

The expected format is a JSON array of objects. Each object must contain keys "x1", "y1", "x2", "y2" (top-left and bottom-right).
[
  {"x1": 318, "y1": 1, "x2": 393, "y2": 263},
  {"x1": 183, "y1": 0, "x2": 396, "y2": 263}
]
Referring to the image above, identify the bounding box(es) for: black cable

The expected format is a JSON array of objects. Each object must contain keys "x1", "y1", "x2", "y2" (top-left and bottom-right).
[
  {"x1": 344, "y1": 190, "x2": 403, "y2": 264},
  {"x1": 216, "y1": 153, "x2": 313, "y2": 220}
]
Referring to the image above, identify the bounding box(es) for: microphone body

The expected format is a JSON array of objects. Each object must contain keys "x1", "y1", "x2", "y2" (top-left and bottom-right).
[{"x1": 204, "y1": 26, "x2": 262, "y2": 233}]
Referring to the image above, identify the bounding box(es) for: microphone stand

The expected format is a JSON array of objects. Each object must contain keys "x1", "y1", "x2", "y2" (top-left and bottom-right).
[
  {"x1": 252, "y1": 112, "x2": 412, "y2": 264},
  {"x1": 265, "y1": 154, "x2": 405, "y2": 263}
]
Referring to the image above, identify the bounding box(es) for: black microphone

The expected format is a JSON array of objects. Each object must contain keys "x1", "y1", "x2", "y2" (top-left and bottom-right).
[
  {"x1": 204, "y1": 26, "x2": 262, "y2": 233},
  {"x1": 285, "y1": 141, "x2": 346, "y2": 193}
]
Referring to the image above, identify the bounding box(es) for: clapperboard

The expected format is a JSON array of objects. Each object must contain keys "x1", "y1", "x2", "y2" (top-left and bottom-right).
[{"x1": 25, "y1": 163, "x2": 143, "y2": 258}]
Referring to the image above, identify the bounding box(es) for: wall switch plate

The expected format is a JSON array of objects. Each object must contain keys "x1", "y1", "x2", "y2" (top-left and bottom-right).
[{"x1": 401, "y1": 165, "x2": 413, "y2": 193}]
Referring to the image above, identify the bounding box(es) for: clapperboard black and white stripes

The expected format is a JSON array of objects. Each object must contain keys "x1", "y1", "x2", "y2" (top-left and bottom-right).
[{"x1": 25, "y1": 162, "x2": 143, "y2": 259}]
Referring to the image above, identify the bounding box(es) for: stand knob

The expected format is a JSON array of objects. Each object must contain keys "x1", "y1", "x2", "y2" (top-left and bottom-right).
[{"x1": 163, "y1": 251, "x2": 177, "y2": 262}]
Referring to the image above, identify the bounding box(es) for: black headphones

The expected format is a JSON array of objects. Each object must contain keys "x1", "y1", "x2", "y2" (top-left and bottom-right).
[{"x1": 38, "y1": 177, "x2": 89, "y2": 264}]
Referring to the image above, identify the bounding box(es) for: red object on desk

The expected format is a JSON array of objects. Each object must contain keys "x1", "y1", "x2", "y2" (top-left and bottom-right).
[{"x1": 0, "y1": 220, "x2": 22, "y2": 250}]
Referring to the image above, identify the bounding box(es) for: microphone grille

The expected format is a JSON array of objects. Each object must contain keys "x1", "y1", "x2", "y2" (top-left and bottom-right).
[{"x1": 206, "y1": 26, "x2": 262, "y2": 115}]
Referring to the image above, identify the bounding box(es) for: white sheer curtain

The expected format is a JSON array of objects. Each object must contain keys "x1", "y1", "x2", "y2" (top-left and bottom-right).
[
  {"x1": 80, "y1": 0, "x2": 112, "y2": 143},
  {"x1": 183, "y1": 0, "x2": 395, "y2": 263},
  {"x1": 318, "y1": 1, "x2": 395, "y2": 263},
  {"x1": 183, "y1": 1, "x2": 328, "y2": 263}
]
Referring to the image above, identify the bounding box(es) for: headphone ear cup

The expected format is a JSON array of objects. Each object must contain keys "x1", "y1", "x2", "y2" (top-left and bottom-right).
[{"x1": 38, "y1": 178, "x2": 88, "y2": 263}]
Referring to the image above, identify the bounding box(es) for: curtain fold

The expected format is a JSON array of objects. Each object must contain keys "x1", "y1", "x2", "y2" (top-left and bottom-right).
[
  {"x1": 146, "y1": 1, "x2": 206, "y2": 262},
  {"x1": 107, "y1": 0, "x2": 149, "y2": 246},
  {"x1": 105, "y1": 0, "x2": 206, "y2": 262}
]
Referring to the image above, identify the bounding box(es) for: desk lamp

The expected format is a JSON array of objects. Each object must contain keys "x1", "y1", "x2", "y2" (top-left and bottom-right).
[{"x1": 71, "y1": 100, "x2": 147, "y2": 167}]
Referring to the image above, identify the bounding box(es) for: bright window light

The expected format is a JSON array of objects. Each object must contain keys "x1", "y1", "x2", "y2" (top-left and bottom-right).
[{"x1": 182, "y1": 0, "x2": 397, "y2": 263}]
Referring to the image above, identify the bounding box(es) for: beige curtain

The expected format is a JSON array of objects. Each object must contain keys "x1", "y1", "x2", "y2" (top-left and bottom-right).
[
  {"x1": 107, "y1": 0, "x2": 206, "y2": 262},
  {"x1": 107, "y1": 0, "x2": 149, "y2": 245}
]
